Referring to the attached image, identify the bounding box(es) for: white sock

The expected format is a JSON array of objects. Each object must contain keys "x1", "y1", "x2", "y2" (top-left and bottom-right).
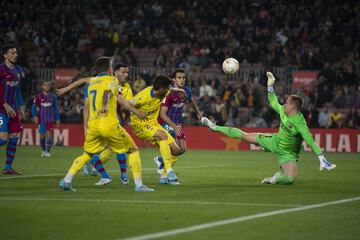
[
  {"x1": 166, "y1": 168, "x2": 174, "y2": 174},
  {"x1": 134, "y1": 178, "x2": 142, "y2": 187},
  {"x1": 64, "y1": 172, "x2": 74, "y2": 183}
]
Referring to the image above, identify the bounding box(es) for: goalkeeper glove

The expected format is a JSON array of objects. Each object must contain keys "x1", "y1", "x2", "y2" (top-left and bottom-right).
[
  {"x1": 318, "y1": 155, "x2": 336, "y2": 171},
  {"x1": 266, "y1": 72, "x2": 276, "y2": 87}
]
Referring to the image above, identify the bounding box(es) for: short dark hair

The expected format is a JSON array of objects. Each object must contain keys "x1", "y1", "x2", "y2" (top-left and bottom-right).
[
  {"x1": 113, "y1": 62, "x2": 129, "y2": 71},
  {"x1": 289, "y1": 95, "x2": 303, "y2": 110},
  {"x1": 2, "y1": 44, "x2": 16, "y2": 55},
  {"x1": 94, "y1": 57, "x2": 111, "y2": 74},
  {"x1": 153, "y1": 74, "x2": 173, "y2": 90},
  {"x1": 172, "y1": 68, "x2": 185, "y2": 78}
]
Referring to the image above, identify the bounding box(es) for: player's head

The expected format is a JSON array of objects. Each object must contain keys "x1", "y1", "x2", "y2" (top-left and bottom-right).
[
  {"x1": 284, "y1": 94, "x2": 303, "y2": 115},
  {"x1": 153, "y1": 74, "x2": 173, "y2": 98},
  {"x1": 41, "y1": 80, "x2": 51, "y2": 93},
  {"x1": 113, "y1": 63, "x2": 129, "y2": 85},
  {"x1": 172, "y1": 68, "x2": 186, "y2": 88},
  {"x1": 94, "y1": 57, "x2": 112, "y2": 75},
  {"x1": 2, "y1": 44, "x2": 17, "y2": 65}
]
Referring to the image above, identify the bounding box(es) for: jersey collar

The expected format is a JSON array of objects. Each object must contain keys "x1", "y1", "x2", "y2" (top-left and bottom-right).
[
  {"x1": 97, "y1": 73, "x2": 108, "y2": 77},
  {"x1": 150, "y1": 87, "x2": 155, "y2": 97}
]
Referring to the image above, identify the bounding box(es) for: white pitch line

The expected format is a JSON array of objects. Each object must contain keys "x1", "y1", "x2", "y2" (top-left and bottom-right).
[
  {"x1": 119, "y1": 196, "x2": 360, "y2": 240},
  {"x1": 0, "y1": 197, "x2": 303, "y2": 208},
  {"x1": 0, "y1": 173, "x2": 63, "y2": 180},
  {"x1": 0, "y1": 165, "x2": 225, "y2": 181}
]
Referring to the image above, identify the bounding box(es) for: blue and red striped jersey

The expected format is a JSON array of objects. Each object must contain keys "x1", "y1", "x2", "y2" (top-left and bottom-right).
[
  {"x1": 158, "y1": 86, "x2": 192, "y2": 124},
  {"x1": 32, "y1": 92, "x2": 60, "y2": 123},
  {"x1": 0, "y1": 63, "x2": 24, "y2": 114}
]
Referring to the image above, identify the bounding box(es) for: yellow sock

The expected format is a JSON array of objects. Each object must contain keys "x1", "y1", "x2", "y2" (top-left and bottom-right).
[
  {"x1": 171, "y1": 155, "x2": 177, "y2": 167},
  {"x1": 69, "y1": 152, "x2": 92, "y2": 175},
  {"x1": 99, "y1": 148, "x2": 114, "y2": 165},
  {"x1": 128, "y1": 151, "x2": 141, "y2": 179},
  {"x1": 158, "y1": 140, "x2": 172, "y2": 172}
]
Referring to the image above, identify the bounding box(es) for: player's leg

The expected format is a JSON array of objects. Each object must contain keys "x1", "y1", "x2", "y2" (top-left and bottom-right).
[
  {"x1": 262, "y1": 161, "x2": 297, "y2": 185},
  {"x1": 3, "y1": 114, "x2": 22, "y2": 174},
  {"x1": 88, "y1": 147, "x2": 114, "y2": 177},
  {"x1": 38, "y1": 123, "x2": 46, "y2": 156},
  {"x1": 99, "y1": 148, "x2": 114, "y2": 165},
  {"x1": 201, "y1": 117, "x2": 246, "y2": 140},
  {"x1": 98, "y1": 144, "x2": 128, "y2": 184},
  {"x1": 108, "y1": 127, "x2": 153, "y2": 192},
  {"x1": 0, "y1": 114, "x2": 9, "y2": 171},
  {"x1": 60, "y1": 152, "x2": 92, "y2": 191},
  {"x1": 116, "y1": 152, "x2": 128, "y2": 184},
  {"x1": 154, "y1": 123, "x2": 175, "y2": 175},
  {"x1": 45, "y1": 125, "x2": 53, "y2": 157},
  {"x1": 60, "y1": 128, "x2": 104, "y2": 191},
  {"x1": 90, "y1": 153, "x2": 112, "y2": 186},
  {"x1": 275, "y1": 161, "x2": 297, "y2": 184},
  {"x1": 155, "y1": 128, "x2": 182, "y2": 184}
]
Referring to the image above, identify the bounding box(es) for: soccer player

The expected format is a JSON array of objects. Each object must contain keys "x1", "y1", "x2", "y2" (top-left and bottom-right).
[
  {"x1": 0, "y1": 44, "x2": 25, "y2": 174},
  {"x1": 201, "y1": 72, "x2": 336, "y2": 185},
  {"x1": 32, "y1": 81, "x2": 60, "y2": 157},
  {"x1": 59, "y1": 57, "x2": 152, "y2": 192},
  {"x1": 154, "y1": 68, "x2": 202, "y2": 176},
  {"x1": 56, "y1": 63, "x2": 133, "y2": 184},
  {"x1": 130, "y1": 74, "x2": 183, "y2": 185}
]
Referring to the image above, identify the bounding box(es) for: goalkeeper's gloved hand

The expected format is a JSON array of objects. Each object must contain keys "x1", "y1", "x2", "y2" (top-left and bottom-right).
[
  {"x1": 318, "y1": 155, "x2": 336, "y2": 171},
  {"x1": 266, "y1": 72, "x2": 276, "y2": 87}
]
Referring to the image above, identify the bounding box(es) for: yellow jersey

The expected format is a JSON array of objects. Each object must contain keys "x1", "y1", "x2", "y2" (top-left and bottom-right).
[
  {"x1": 119, "y1": 82, "x2": 133, "y2": 101},
  {"x1": 87, "y1": 74, "x2": 119, "y2": 130},
  {"x1": 130, "y1": 86, "x2": 167, "y2": 126}
]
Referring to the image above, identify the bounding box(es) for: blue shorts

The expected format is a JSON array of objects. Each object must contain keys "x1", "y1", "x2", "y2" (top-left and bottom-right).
[
  {"x1": 161, "y1": 123, "x2": 176, "y2": 138},
  {"x1": 0, "y1": 112, "x2": 22, "y2": 133}
]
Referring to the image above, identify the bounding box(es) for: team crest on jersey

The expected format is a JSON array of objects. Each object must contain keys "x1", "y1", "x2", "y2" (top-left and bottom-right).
[
  {"x1": 41, "y1": 102, "x2": 53, "y2": 107},
  {"x1": 6, "y1": 80, "x2": 19, "y2": 87},
  {"x1": 109, "y1": 81, "x2": 115, "y2": 89}
]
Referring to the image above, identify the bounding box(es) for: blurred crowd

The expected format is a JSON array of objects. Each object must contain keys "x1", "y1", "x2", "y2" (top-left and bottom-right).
[{"x1": 1, "y1": 0, "x2": 359, "y2": 128}]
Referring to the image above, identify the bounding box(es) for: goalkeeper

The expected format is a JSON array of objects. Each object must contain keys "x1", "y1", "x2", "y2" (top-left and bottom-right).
[{"x1": 201, "y1": 72, "x2": 336, "y2": 185}]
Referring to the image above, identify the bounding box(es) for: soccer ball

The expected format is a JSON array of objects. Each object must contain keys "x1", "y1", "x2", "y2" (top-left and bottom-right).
[{"x1": 222, "y1": 58, "x2": 239, "y2": 74}]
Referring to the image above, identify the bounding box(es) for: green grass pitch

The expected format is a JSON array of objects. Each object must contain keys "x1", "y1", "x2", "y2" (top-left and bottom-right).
[{"x1": 0, "y1": 146, "x2": 359, "y2": 240}]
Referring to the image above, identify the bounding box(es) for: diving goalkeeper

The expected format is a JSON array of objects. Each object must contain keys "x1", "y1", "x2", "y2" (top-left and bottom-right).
[{"x1": 201, "y1": 72, "x2": 336, "y2": 185}]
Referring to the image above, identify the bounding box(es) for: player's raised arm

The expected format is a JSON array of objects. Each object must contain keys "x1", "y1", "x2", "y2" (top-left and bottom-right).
[
  {"x1": 266, "y1": 72, "x2": 283, "y2": 114},
  {"x1": 56, "y1": 77, "x2": 91, "y2": 96},
  {"x1": 297, "y1": 123, "x2": 336, "y2": 171}
]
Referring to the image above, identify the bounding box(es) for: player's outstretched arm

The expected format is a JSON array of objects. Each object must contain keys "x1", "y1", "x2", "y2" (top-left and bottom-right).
[
  {"x1": 56, "y1": 77, "x2": 90, "y2": 96},
  {"x1": 117, "y1": 95, "x2": 147, "y2": 120},
  {"x1": 170, "y1": 87, "x2": 186, "y2": 95},
  {"x1": 266, "y1": 72, "x2": 282, "y2": 114},
  {"x1": 298, "y1": 123, "x2": 336, "y2": 171},
  {"x1": 189, "y1": 99, "x2": 202, "y2": 120}
]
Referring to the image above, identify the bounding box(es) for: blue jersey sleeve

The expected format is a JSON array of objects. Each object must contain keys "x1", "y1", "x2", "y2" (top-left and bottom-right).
[
  {"x1": 53, "y1": 95, "x2": 60, "y2": 121},
  {"x1": 83, "y1": 84, "x2": 89, "y2": 99},
  {"x1": 15, "y1": 84, "x2": 24, "y2": 107},
  {"x1": 31, "y1": 101, "x2": 38, "y2": 117}
]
